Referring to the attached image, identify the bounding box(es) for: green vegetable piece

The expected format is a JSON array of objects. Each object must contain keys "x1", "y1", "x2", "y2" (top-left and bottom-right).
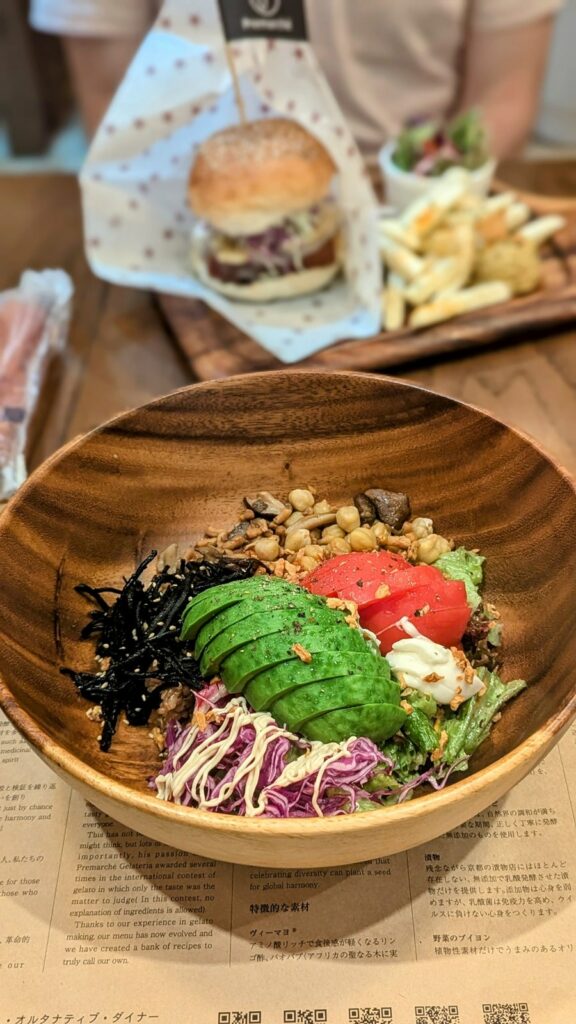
[
  {"x1": 443, "y1": 693, "x2": 477, "y2": 766},
  {"x1": 301, "y1": 703, "x2": 407, "y2": 744},
  {"x1": 380, "y1": 737, "x2": 426, "y2": 784},
  {"x1": 487, "y1": 622, "x2": 502, "y2": 646},
  {"x1": 355, "y1": 799, "x2": 381, "y2": 813},
  {"x1": 362, "y1": 766, "x2": 400, "y2": 794},
  {"x1": 180, "y1": 592, "x2": 244, "y2": 640},
  {"x1": 245, "y1": 652, "x2": 390, "y2": 711},
  {"x1": 403, "y1": 707, "x2": 439, "y2": 754},
  {"x1": 194, "y1": 590, "x2": 327, "y2": 658},
  {"x1": 443, "y1": 668, "x2": 527, "y2": 764},
  {"x1": 223, "y1": 625, "x2": 371, "y2": 693},
  {"x1": 447, "y1": 109, "x2": 488, "y2": 170},
  {"x1": 403, "y1": 688, "x2": 437, "y2": 719},
  {"x1": 199, "y1": 606, "x2": 338, "y2": 677},
  {"x1": 435, "y1": 546, "x2": 485, "y2": 610},
  {"x1": 181, "y1": 575, "x2": 295, "y2": 640},
  {"x1": 392, "y1": 120, "x2": 438, "y2": 172},
  {"x1": 270, "y1": 675, "x2": 400, "y2": 731}
]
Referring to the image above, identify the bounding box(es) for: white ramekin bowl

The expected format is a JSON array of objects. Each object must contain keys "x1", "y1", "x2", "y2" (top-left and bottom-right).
[{"x1": 378, "y1": 140, "x2": 497, "y2": 211}]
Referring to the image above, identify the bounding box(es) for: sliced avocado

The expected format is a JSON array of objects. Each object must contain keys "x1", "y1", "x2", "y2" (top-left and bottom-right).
[
  {"x1": 222, "y1": 624, "x2": 372, "y2": 693},
  {"x1": 270, "y1": 675, "x2": 402, "y2": 732},
  {"x1": 180, "y1": 575, "x2": 295, "y2": 641},
  {"x1": 199, "y1": 606, "x2": 338, "y2": 677},
  {"x1": 245, "y1": 652, "x2": 390, "y2": 711},
  {"x1": 180, "y1": 592, "x2": 244, "y2": 641},
  {"x1": 301, "y1": 703, "x2": 407, "y2": 744},
  {"x1": 194, "y1": 590, "x2": 329, "y2": 658}
]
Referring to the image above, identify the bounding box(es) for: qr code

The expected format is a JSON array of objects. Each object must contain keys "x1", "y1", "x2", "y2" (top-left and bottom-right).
[
  {"x1": 348, "y1": 1010, "x2": 393, "y2": 1023},
  {"x1": 284, "y1": 1013, "x2": 328, "y2": 1023},
  {"x1": 415, "y1": 1007, "x2": 460, "y2": 1024},
  {"x1": 218, "y1": 1014, "x2": 262, "y2": 1024},
  {"x1": 482, "y1": 1003, "x2": 531, "y2": 1024}
]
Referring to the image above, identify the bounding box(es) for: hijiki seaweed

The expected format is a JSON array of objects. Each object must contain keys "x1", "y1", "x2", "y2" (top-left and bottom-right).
[{"x1": 62, "y1": 551, "x2": 260, "y2": 751}]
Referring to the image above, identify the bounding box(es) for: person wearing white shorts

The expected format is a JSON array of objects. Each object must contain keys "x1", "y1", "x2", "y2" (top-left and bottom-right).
[{"x1": 30, "y1": 0, "x2": 563, "y2": 159}]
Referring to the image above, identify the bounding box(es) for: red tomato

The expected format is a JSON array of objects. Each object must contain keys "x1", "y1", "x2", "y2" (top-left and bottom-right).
[
  {"x1": 360, "y1": 580, "x2": 470, "y2": 653},
  {"x1": 301, "y1": 550, "x2": 409, "y2": 600},
  {"x1": 353, "y1": 564, "x2": 443, "y2": 609},
  {"x1": 377, "y1": 607, "x2": 471, "y2": 652}
]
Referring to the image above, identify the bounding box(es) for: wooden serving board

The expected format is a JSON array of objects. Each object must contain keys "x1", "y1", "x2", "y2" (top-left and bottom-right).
[{"x1": 160, "y1": 193, "x2": 576, "y2": 381}]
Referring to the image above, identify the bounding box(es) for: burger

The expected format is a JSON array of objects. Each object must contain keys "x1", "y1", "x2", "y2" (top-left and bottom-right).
[{"x1": 188, "y1": 118, "x2": 341, "y2": 302}]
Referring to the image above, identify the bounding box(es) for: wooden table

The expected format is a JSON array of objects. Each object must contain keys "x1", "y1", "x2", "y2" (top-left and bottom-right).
[{"x1": 2, "y1": 167, "x2": 576, "y2": 476}]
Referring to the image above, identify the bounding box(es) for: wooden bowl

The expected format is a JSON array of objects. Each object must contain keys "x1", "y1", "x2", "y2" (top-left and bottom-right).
[{"x1": 0, "y1": 371, "x2": 575, "y2": 868}]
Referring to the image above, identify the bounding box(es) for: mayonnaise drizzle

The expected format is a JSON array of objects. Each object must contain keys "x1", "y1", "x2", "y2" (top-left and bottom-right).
[{"x1": 155, "y1": 698, "x2": 356, "y2": 817}]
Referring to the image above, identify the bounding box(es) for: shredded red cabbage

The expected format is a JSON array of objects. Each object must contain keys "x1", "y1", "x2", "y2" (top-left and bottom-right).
[{"x1": 154, "y1": 686, "x2": 384, "y2": 818}]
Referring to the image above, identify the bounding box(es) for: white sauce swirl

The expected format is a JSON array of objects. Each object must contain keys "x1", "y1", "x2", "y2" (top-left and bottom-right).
[{"x1": 386, "y1": 622, "x2": 484, "y2": 706}]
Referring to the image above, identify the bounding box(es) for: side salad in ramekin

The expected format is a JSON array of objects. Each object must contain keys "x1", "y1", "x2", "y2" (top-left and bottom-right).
[{"x1": 379, "y1": 110, "x2": 496, "y2": 210}]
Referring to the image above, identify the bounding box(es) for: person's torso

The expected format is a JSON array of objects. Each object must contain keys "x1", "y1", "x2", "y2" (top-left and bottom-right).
[{"x1": 306, "y1": 0, "x2": 470, "y2": 157}]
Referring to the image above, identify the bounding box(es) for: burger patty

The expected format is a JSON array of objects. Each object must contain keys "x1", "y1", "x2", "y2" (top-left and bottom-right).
[{"x1": 208, "y1": 236, "x2": 337, "y2": 285}]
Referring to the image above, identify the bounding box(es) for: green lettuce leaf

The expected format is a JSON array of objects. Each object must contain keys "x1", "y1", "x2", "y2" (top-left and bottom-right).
[
  {"x1": 447, "y1": 109, "x2": 489, "y2": 170},
  {"x1": 442, "y1": 668, "x2": 527, "y2": 766},
  {"x1": 435, "y1": 546, "x2": 485, "y2": 610}
]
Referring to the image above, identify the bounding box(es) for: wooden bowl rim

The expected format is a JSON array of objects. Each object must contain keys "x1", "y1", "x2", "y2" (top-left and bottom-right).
[
  {"x1": 1, "y1": 369, "x2": 576, "y2": 838},
  {"x1": 493, "y1": 174, "x2": 576, "y2": 214}
]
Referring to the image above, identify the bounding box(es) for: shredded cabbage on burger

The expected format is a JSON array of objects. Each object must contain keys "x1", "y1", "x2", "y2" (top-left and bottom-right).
[{"x1": 205, "y1": 199, "x2": 340, "y2": 284}]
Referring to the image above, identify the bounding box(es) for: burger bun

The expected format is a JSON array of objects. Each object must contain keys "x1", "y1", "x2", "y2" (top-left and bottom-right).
[{"x1": 188, "y1": 118, "x2": 336, "y2": 237}]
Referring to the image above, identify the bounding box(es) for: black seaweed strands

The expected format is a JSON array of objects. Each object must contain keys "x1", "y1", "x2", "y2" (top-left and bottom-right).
[{"x1": 62, "y1": 551, "x2": 261, "y2": 751}]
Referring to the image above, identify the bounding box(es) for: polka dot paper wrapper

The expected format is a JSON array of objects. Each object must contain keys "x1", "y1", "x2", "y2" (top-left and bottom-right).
[{"x1": 79, "y1": 0, "x2": 381, "y2": 364}]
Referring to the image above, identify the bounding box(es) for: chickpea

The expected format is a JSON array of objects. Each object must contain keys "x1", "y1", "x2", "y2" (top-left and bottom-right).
[
  {"x1": 302, "y1": 544, "x2": 324, "y2": 560},
  {"x1": 253, "y1": 536, "x2": 280, "y2": 561},
  {"x1": 297, "y1": 554, "x2": 319, "y2": 573},
  {"x1": 416, "y1": 534, "x2": 452, "y2": 564},
  {"x1": 329, "y1": 537, "x2": 352, "y2": 555},
  {"x1": 336, "y1": 505, "x2": 361, "y2": 533},
  {"x1": 411, "y1": 517, "x2": 434, "y2": 540},
  {"x1": 313, "y1": 499, "x2": 333, "y2": 515},
  {"x1": 348, "y1": 527, "x2": 377, "y2": 552},
  {"x1": 372, "y1": 521, "x2": 390, "y2": 544},
  {"x1": 285, "y1": 510, "x2": 305, "y2": 528},
  {"x1": 322, "y1": 524, "x2": 346, "y2": 542},
  {"x1": 285, "y1": 527, "x2": 312, "y2": 552},
  {"x1": 288, "y1": 488, "x2": 315, "y2": 512}
]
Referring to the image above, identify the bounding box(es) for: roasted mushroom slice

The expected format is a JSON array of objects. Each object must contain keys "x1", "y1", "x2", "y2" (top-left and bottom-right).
[
  {"x1": 244, "y1": 491, "x2": 288, "y2": 520},
  {"x1": 353, "y1": 493, "x2": 376, "y2": 525},
  {"x1": 363, "y1": 489, "x2": 411, "y2": 532}
]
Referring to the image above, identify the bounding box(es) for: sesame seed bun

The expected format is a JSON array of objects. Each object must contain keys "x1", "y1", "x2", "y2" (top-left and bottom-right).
[{"x1": 188, "y1": 118, "x2": 336, "y2": 236}]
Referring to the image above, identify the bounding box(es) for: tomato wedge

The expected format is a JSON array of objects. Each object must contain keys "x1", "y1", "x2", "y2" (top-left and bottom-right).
[
  {"x1": 354, "y1": 564, "x2": 443, "y2": 609},
  {"x1": 377, "y1": 607, "x2": 471, "y2": 652},
  {"x1": 302, "y1": 551, "x2": 470, "y2": 653},
  {"x1": 360, "y1": 579, "x2": 470, "y2": 653},
  {"x1": 301, "y1": 551, "x2": 409, "y2": 601}
]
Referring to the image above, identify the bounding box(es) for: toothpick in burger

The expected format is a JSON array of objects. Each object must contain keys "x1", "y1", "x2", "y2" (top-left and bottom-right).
[{"x1": 188, "y1": 118, "x2": 341, "y2": 301}]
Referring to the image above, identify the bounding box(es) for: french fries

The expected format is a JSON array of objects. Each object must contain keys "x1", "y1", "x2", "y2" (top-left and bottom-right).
[
  {"x1": 505, "y1": 201, "x2": 531, "y2": 232},
  {"x1": 379, "y1": 235, "x2": 424, "y2": 281},
  {"x1": 378, "y1": 170, "x2": 567, "y2": 332},
  {"x1": 517, "y1": 215, "x2": 566, "y2": 246},
  {"x1": 409, "y1": 282, "x2": 512, "y2": 329},
  {"x1": 382, "y1": 273, "x2": 405, "y2": 331}
]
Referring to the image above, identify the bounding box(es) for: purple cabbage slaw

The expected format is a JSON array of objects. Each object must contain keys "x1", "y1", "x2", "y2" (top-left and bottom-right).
[
  {"x1": 154, "y1": 684, "x2": 387, "y2": 818},
  {"x1": 153, "y1": 684, "x2": 460, "y2": 819}
]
